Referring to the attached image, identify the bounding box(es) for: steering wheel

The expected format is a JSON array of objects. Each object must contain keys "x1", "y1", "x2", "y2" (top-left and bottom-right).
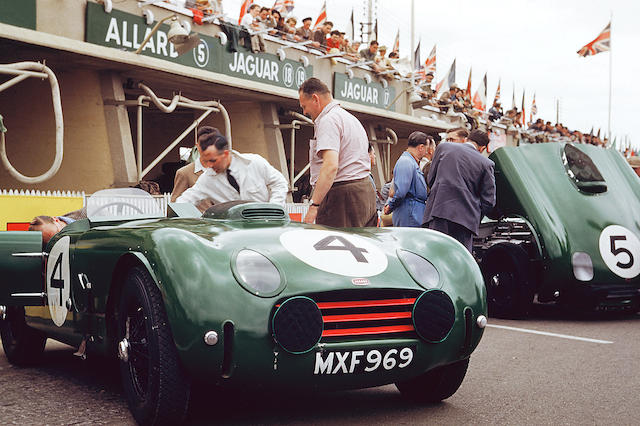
[{"x1": 91, "y1": 201, "x2": 145, "y2": 217}]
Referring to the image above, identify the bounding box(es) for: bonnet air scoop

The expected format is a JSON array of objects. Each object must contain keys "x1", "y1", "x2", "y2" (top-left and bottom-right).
[{"x1": 203, "y1": 201, "x2": 287, "y2": 221}]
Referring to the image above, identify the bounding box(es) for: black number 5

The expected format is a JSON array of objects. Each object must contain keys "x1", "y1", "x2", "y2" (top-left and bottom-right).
[{"x1": 610, "y1": 235, "x2": 634, "y2": 269}]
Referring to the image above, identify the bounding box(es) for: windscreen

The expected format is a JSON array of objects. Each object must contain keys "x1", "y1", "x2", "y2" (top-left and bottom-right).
[
  {"x1": 86, "y1": 188, "x2": 165, "y2": 221},
  {"x1": 563, "y1": 144, "x2": 605, "y2": 183}
]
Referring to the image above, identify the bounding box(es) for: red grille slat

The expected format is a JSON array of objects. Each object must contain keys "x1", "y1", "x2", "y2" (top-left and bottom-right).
[
  {"x1": 316, "y1": 298, "x2": 416, "y2": 309},
  {"x1": 322, "y1": 325, "x2": 415, "y2": 337},
  {"x1": 323, "y1": 311, "x2": 412, "y2": 323}
]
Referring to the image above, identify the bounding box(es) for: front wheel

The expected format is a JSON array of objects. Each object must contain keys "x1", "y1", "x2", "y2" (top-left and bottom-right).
[
  {"x1": 117, "y1": 267, "x2": 191, "y2": 425},
  {"x1": 0, "y1": 306, "x2": 46, "y2": 366},
  {"x1": 481, "y1": 243, "x2": 533, "y2": 318},
  {"x1": 396, "y1": 358, "x2": 469, "y2": 403}
]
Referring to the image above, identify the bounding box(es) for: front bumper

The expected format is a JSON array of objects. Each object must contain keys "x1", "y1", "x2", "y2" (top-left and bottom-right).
[{"x1": 179, "y1": 288, "x2": 486, "y2": 390}]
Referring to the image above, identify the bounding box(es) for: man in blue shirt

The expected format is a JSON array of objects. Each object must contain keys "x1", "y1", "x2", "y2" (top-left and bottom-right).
[{"x1": 383, "y1": 131, "x2": 430, "y2": 227}]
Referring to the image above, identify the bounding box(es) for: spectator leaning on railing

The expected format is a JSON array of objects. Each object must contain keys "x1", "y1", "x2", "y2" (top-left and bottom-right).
[
  {"x1": 296, "y1": 17, "x2": 313, "y2": 40},
  {"x1": 312, "y1": 21, "x2": 333, "y2": 51}
]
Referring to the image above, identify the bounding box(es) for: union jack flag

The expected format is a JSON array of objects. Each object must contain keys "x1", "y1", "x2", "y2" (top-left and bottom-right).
[
  {"x1": 272, "y1": 0, "x2": 295, "y2": 14},
  {"x1": 577, "y1": 22, "x2": 611, "y2": 57},
  {"x1": 424, "y1": 45, "x2": 436, "y2": 74},
  {"x1": 313, "y1": 1, "x2": 327, "y2": 31},
  {"x1": 238, "y1": 0, "x2": 253, "y2": 25}
]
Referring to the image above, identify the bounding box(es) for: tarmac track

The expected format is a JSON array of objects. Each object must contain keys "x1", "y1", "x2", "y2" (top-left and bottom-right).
[{"x1": 1, "y1": 304, "x2": 639, "y2": 425}]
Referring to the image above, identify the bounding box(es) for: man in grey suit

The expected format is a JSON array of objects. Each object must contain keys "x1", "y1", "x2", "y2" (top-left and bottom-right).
[{"x1": 422, "y1": 129, "x2": 496, "y2": 252}]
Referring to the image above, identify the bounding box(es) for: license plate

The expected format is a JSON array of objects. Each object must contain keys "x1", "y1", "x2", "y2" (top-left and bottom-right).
[{"x1": 313, "y1": 346, "x2": 416, "y2": 375}]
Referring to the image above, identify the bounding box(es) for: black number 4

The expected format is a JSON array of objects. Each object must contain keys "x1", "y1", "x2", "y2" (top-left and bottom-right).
[
  {"x1": 50, "y1": 253, "x2": 65, "y2": 306},
  {"x1": 314, "y1": 236, "x2": 369, "y2": 263},
  {"x1": 610, "y1": 235, "x2": 634, "y2": 269}
]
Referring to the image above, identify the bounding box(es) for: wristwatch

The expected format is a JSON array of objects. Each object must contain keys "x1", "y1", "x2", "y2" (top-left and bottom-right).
[{"x1": 310, "y1": 200, "x2": 321, "y2": 207}]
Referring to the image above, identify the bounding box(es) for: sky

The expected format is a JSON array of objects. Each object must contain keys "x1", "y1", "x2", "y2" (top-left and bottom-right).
[{"x1": 223, "y1": 0, "x2": 640, "y2": 149}]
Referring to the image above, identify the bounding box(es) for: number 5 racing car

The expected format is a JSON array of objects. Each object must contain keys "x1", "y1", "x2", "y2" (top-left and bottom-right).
[
  {"x1": 0, "y1": 189, "x2": 487, "y2": 424},
  {"x1": 474, "y1": 142, "x2": 640, "y2": 317}
]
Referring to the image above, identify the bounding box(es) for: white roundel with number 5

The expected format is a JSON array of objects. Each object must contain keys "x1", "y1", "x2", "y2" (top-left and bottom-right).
[{"x1": 598, "y1": 225, "x2": 640, "y2": 279}]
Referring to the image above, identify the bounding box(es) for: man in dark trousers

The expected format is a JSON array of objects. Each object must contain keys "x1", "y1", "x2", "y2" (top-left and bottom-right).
[{"x1": 422, "y1": 129, "x2": 496, "y2": 252}]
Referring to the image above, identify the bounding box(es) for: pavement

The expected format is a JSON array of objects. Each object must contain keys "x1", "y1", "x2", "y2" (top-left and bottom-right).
[{"x1": 1, "y1": 304, "x2": 639, "y2": 425}]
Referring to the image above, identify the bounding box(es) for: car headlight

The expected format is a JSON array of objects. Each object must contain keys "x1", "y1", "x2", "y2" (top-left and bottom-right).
[
  {"x1": 397, "y1": 249, "x2": 440, "y2": 289},
  {"x1": 572, "y1": 252, "x2": 594, "y2": 282},
  {"x1": 233, "y1": 249, "x2": 284, "y2": 296}
]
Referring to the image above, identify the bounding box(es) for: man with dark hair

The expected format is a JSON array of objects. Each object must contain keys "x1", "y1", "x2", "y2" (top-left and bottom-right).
[
  {"x1": 176, "y1": 131, "x2": 288, "y2": 206},
  {"x1": 296, "y1": 17, "x2": 313, "y2": 40},
  {"x1": 170, "y1": 126, "x2": 219, "y2": 210},
  {"x1": 422, "y1": 129, "x2": 495, "y2": 252},
  {"x1": 298, "y1": 77, "x2": 377, "y2": 227},
  {"x1": 383, "y1": 131, "x2": 429, "y2": 227},
  {"x1": 359, "y1": 40, "x2": 379, "y2": 61},
  {"x1": 312, "y1": 21, "x2": 333, "y2": 50}
]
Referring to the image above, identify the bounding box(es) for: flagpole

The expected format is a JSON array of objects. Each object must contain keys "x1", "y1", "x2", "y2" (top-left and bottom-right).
[
  {"x1": 410, "y1": 0, "x2": 415, "y2": 89},
  {"x1": 608, "y1": 12, "x2": 612, "y2": 141}
]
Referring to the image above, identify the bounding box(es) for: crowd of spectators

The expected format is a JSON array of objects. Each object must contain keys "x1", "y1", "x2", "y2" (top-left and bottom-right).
[
  {"x1": 524, "y1": 119, "x2": 607, "y2": 146},
  {"x1": 180, "y1": 1, "x2": 398, "y2": 77}
]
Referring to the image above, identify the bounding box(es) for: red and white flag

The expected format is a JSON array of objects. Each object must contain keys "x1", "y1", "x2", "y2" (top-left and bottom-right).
[
  {"x1": 472, "y1": 73, "x2": 487, "y2": 111},
  {"x1": 392, "y1": 29, "x2": 400, "y2": 54},
  {"x1": 577, "y1": 21, "x2": 611, "y2": 57},
  {"x1": 238, "y1": 0, "x2": 253, "y2": 25},
  {"x1": 424, "y1": 45, "x2": 436, "y2": 74},
  {"x1": 521, "y1": 90, "x2": 526, "y2": 126},
  {"x1": 313, "y1": 1, "x2": 327, "y2": 31},
  {"x1": 465, "y1": 68, "x2": 472, "y2": 99},
  {"x1": 530, "y1": 93, "x2": 537, "y2": 123},
  {"x1": 272, "y1": 0, "x2": 295, "y2": 14},
  {"x1": 435, "y1": 58, "x2": 455, "y2": 94}
]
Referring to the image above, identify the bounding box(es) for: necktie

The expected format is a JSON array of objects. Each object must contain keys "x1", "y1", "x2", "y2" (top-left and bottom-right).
[{"x1": 226, "y1": 169, "x2": 240, "y2": 193}]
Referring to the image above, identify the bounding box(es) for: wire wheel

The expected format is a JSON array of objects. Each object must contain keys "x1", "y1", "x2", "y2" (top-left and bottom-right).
[{"x1": 118, "y1": 267, "x2": 191, "y2": 425}]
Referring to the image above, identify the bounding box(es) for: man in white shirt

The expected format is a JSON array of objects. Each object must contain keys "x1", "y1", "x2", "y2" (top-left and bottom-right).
[
  {"x1": 176, "y1": 131, "x2": 288, "y2": 206},
  {"x1": 298, "y1": 77, "x2": 377, "y2": 227},
  {"x1": 170, "y1": 126, "x2": 218, "y2": 211}
]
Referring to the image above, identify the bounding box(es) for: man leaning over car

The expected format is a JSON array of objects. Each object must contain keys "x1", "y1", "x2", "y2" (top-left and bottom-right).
[{"x1": 176, "y1": 131, "x2": 288, "y2": 206}]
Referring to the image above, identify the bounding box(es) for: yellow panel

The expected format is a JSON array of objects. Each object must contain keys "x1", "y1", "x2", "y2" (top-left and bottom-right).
[{"x1": 0, "y1": 195, "x2": 83, "y2": 230}]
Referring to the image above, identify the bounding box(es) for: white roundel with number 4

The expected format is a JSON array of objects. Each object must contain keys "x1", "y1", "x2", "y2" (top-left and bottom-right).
[
  {"x1": 280, "y1": 230, "x2": 388, "y2": 277},
  {"x1": 598, "y1": 225, "x2": 640, "y2": 279},
  {"x1": 46, "y1": 236, "x2": 71, "y2": 327}
]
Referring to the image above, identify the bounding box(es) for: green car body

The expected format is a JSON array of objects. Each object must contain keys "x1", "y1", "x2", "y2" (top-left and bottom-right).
[
  {"x1": 0, "y1": 191, "x2": 486, "y2": 424},
  {"x1": 474, "y1": 142, "x2": 640, "y2": 316}
]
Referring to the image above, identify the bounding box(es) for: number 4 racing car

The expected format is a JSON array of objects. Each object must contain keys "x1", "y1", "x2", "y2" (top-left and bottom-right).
[{"x1": 0, "y1": 189, "x2": 487, "y2": 424}]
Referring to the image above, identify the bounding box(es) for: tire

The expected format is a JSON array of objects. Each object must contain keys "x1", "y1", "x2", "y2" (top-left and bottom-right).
[
  {"x1": 0, "y1": 306, "x2": 46, "y2": 366},
  {"x1": 118, "y1": 267, "x2": 191, "y2": 425},
  {"x1": 396, "y1": 358, "x2": 469, "y2": 403},
  {"x1": 481, "y1": 243, "x2": 533, "y2": 319}
]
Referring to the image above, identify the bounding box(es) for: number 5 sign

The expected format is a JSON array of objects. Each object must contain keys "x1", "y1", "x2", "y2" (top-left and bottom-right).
[{"x1": 599, "y1": 225, "x2": 640, "y2": 279}]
